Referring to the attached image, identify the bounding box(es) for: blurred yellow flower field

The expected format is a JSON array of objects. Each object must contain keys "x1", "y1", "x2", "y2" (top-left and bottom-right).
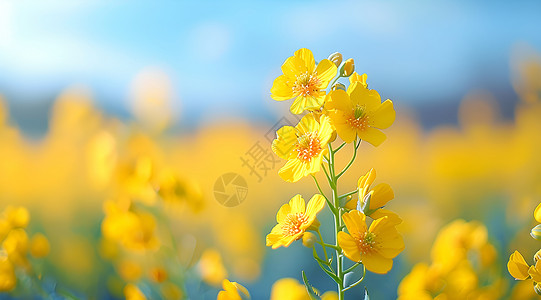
[{"x1": 0, "y1": 3, "x2": 540, "y2": 298}]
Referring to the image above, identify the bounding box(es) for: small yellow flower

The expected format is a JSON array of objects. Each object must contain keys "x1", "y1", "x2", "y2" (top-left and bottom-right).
[
  {"x1": 508, "y1": 250, "x2": 530, "y2": 280},
  {"x1": 270, "y1": 278, "x2": 310, "y2": 300},
  {"x1": 271, "y1": 48, "x2": 337, "y2": 114},
  {"x1": 0, "y1": 257, "x2": 16, "y2": 292},
  {"x1": 266, "y1": 194, "x2": 325, "y2": 249},
  {"x1": 346, "y1": 169, "x2": 395, "y2": 217},
  {"x1": 338, "y1": 210, "x2": 404, "y2": 274},
  {"x1": 29, "y1": 233, "x2": 50, "y2": 258},
  {"x1": 302, "y1": 232, "x2": 317, "y2": 248},
  {"x1": 197, "y1": 249, "x2": 228, "y2": 287},
  {"x1": 217, "y1": 279, "x2": 250, "y2": 300},
  {"x1": 326, "y1": 82, "x2": 395, "y2": 145},
  {"x1": 124, "y1": 283, "x2": 147, "y2": 300},
  {"x1": 340, "y1": 58, "x2": 355, "y2": 77},
  {"x1": 272, "y1": 114, "x2": 333, "y2": 183}
]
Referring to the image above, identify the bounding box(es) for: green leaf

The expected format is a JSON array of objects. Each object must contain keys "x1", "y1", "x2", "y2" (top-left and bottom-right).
[{"x1": 302, "y1": 271, "x2": 322, "y2": 300}]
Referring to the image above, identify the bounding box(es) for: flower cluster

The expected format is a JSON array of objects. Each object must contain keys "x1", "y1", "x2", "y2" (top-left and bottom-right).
[
  {"x1": 399, "y1": 220, "x2": 502, "y2": 299},
  {"x1": 0, "y1": 206, "x2": 50, "y2": 293},
  {"x1": 508, "y1": 203, "x2": 541, "y2": 295},
  {"x1": 266, "y1": 48, "x2": 403, "y2": 299}
]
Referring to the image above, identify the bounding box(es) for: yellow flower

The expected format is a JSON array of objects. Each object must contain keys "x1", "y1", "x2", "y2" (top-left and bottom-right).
[
  {"x1": 270, "y1": 278, "x2": 310, "y2": 300},
  {"x1": 508, "y1": 250, "x2": 531, "y2": 280},
  {"x1": 326, "y1": 82, "x2": 395, "y2": 145},
  {"x1": 29, "y1": 233, "x2": 50, "y2": 258},
  {"x1": 266, "y1": 194, "x2": 325, "y2": 249},
  {"x1": 217, "y1": 279, "x2": 250, "y2": 300},
  {"x1": 272, "y1": 114, "x2": 333, "y2": 183},
  {"x1": 338, "y1": 210, "x2": 404, "y2": 274},
  {"x1": 0, "y1": 257, "x2": 16, "y2": 292},
  {"x1": 346, "y1": 169, "x2": 395, "y2": 217},
  {"x1": 529, "y1": 259, "x2": 541, "y2": 283},
  {"x1": 197, "y1": 249, "x2": 228, "y2": 287},
  {"x1": 3, "y1": 206, "x2": 29, "y2": 229},
  {"x1": 124, "y1": 283, "x2": 147, "y2": 300},
  {"x1": 271, "y1": 48, "x2": 337, "y2": 114}
]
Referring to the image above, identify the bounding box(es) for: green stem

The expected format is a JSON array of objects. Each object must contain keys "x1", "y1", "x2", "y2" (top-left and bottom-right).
[
  {"x1": 327, "y1": 143, "x2": 345, "y2": 300},
  {"x1": 336, "y1": 139, "x2": 361, "y2": 179},
  {"x1": 316, "y1": 241, "x2": 341, "y2": 251},
  {"x1": 311, "y1": 174, "x2": 336, "y2": 214},
  {"x1": 316, "y1": 229, "x2": 329, "y2": 262}
]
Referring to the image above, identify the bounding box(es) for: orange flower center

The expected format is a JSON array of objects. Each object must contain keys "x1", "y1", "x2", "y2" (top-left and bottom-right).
[
  {"x1": 296, "y1": 133, "x2": 322, "y2": 163},
  {"x1": 293, "y1": 71, "x2": 321, "y2": 97},
  {"x1": 282, "y1": 213, "x2": 309, "y2": 237},
  {"x1": 357, "y1": 232, "x2": 377, "y2": 254},
  {"x1": 347, "y1": 105, "x2": 370, "y2": 130}
]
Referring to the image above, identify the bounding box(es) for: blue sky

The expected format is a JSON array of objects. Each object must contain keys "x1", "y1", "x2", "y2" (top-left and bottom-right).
[{"x1": 0, "y1": 0, "x2": 539, "y2": 127}]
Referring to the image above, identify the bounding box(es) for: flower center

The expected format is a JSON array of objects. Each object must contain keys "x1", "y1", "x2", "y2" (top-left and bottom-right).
[
  {"x1": 282, "y1": 213, "x2": 308, "y2": 237},
  {"x1": 347, "y1": 105, "x2": 370, "y2": 130},
  {"x1": 357, "y1": 232, "x2": 377, "y2": 254},
  {"x1": 296, "y1": 133, "x2": 322, "y2": 163},
  {"x1": 293, "y1": 71, "x2": 321, "y2": 97}
]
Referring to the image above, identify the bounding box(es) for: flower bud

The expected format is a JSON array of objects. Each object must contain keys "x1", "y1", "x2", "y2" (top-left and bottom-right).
[
  {"x1": 328, "y1": 52, "x2": 343, "y2": 67},
  {"x1": 340, "y1": 58, "x2": 355, "y2": 77},
  {"x1": 531, "y1": 224, "x2": 541, "y2": 241},
  {"x1": 30, "y1": 233, "x2": 50, "y2": 258},
  {"x1": 331, "y1": 83, "x2": 346, "y2": 91},
  {"x1": 302, "y1": 232, "x2": 317, "y2": 248},
  {"x1": 536, "y1": 249, "x2": 541, "y2": 263}
]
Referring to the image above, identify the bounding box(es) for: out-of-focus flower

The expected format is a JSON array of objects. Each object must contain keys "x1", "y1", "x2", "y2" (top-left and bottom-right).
[
  {"x1": 217, "y1": 279, "x2": 250, "y2": 300},
  {"x1": 266, "y1": 194, "x2": 325, "y2": 249},
  {"x1": 157, "y1": 169, "x2": 204, "y2": 213},
  {"x1": 2, "y1": 206, "x2": 29, "y2": 229},
  {"x1": 346, "y1": 169, "x2": 395, "y2": 218},
  {"x1": 321, "y1": 291, "x2": 338, "y2": 300},
  {"x1": 149, "y1": 266, "x2": 168, "y2": 283},
  {"x1": 271, "y1": 48, "x2": 337, "y2": 114},
  {"x1": 117, "y1": 260, "x2": 143, "y2": 282},
  {"x1": 338, "y1": 210, "x2": 404, "y2": 274},
  {"x1": 270, "y1": 278, "x2": 310, "y2": 300},
  {"x1": 326, "y1": 82, "x2": 395, "y2": 145},
  {"x1": 0, "y1": 257, "x2": 16, "y2": 292},
  {"x1": 29, "y1": 233, "x2": 50, "y2": 258},
  {"x1": 124, "y1": 283, "x2": 147, "y2": 300},
  {"x1": 160, "y1": 282, "x2": 183, "y2": 300},
  {"x1": 272, "y1": 114, "x2": 333, "y2": 182},
  {"x1": 197, "y1": 249, "x2": 228, "y2": 287}
]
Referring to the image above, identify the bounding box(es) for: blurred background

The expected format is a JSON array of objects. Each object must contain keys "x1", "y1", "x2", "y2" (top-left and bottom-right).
[{"x1": 0, "y1": 0, "x2": 540, "y2": 299}]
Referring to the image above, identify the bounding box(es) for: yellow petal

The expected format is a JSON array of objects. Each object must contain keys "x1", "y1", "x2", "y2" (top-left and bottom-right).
[
  {"x1": 333, "y1": 120, "x2": 357, "y2": 143},
  {"x1": 338, "y1": 231, "x2": 361, "y2": 262},
  {"x1": 535, "y1": 203, "x2": 541, "y2": 223},
  {"x1": 294, "y1": 48, "x2": 315, "y2": 71},
  {"x1": 349, "y1": 72, "x2": 367, "y2": 88},
  {"x1": 305, "y1": 194, "x2": 325, "y2": 221},
  {"x1": 362, "y1": 252, "x2": 393, "y2": 274},
  {"x1": 530, "y1": 263, "x2": 541, "y2": 283},
  {"x1": 369, "y1": 209, "x2": 402, "y2": 225},
  {"x1": 326, "y1": 89, "x2": 353, "y2": 112},
  {"x1": 281, "y1": 56, "x2": 306, "y2": 78},
  {"x1": 357, "y1": 127, "x2": 386, "y2": 147},
  {"x1": 276, "y1": 203, "x2": 291, "y2": 223},
  {"x1": 296, "y1": 114, "x2": 318, "y2": 136},
  {"x1": 278, "y1": 159, "x2": 304, "y2": 183},
  {"x1": 370, "y1": 183, "x2": 394, "y2": 209},
  {"x1": 508, "y1": 250, "x2": 530, "y2": 280},
  {"x1": 348, "y1": 82, "x2": 381, "y2": 112},
  {"x1": 342, "y1": 210, "x2": 367, "y2": 236},
  {"x1": 270, "y1": 75, "x2": 294, "y2": 101},
  {"x1": 289, "y1": 194, "x2": 306, "y2": 214},
  {"x1": 272, "y1": 126, "x2": 297, "y2": 160},
  {"x1": 315, "y1": 59, "x2": 338, "y2": 88},
  {"x1": 317, "y1": 115, "x2": 334, "y2": 145},
  {"x1": 370, "y1": 99, "x2": 395, "y2": 129}
]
